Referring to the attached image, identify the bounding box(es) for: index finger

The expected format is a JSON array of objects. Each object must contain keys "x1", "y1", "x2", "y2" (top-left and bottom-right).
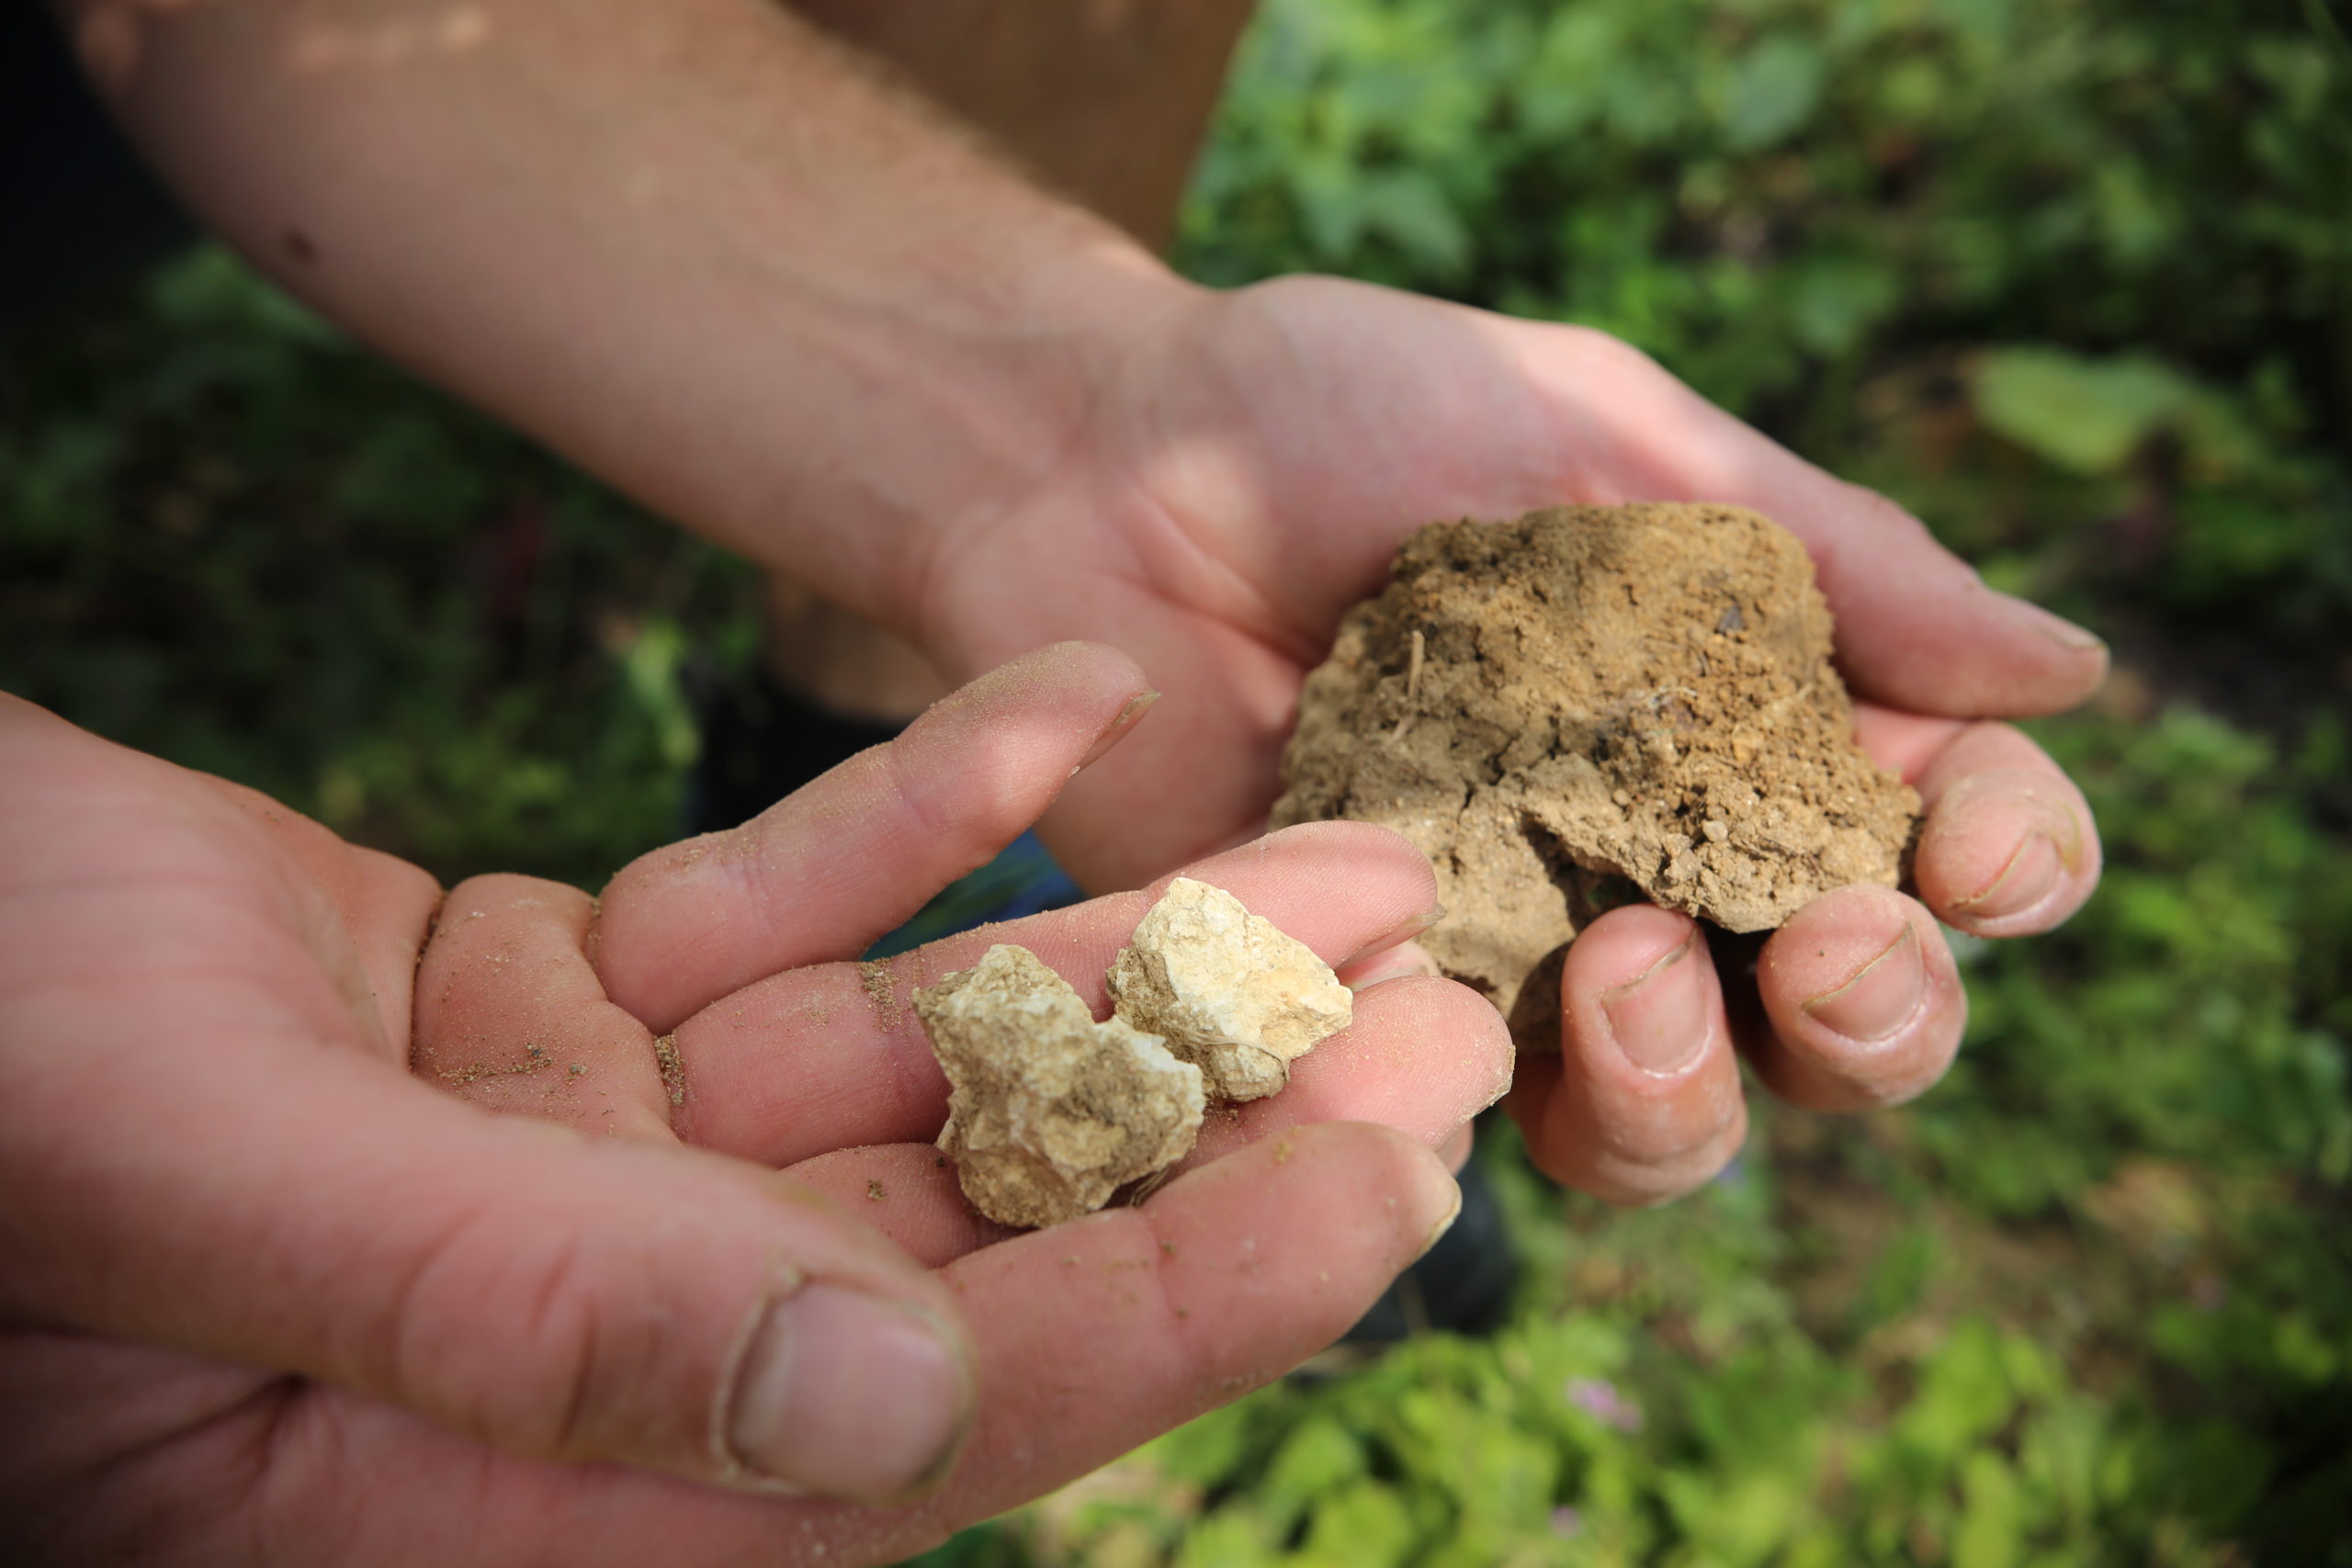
[{"x1": 594, "y1": 642, "x2": 1152, "y2": 1032}]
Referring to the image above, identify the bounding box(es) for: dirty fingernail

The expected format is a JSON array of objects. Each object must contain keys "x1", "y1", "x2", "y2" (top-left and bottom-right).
[
  {"x1": 1802, "y1": 922, "x2": 1925, "y2": 1043},
  {"x1": 1345, "y1": 939, "x2": 1442, "y2": 991},
  {"x1": 727, "y1": 1283, "x2": 972, "y2": 1502},
  {"x1": 1077, "y1": 690, "x2": 1161, "y2": 772},
  {"x1": 1953, "y1": 827, "x2": 2065, "y2": 923},
  {"x1": 1601, "y1": 934, "x2": 1710, "y2": 1075}
]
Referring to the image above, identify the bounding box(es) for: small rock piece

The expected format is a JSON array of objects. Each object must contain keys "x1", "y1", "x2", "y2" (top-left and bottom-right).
[
  {"x1": 920, "y1": 945, "x2": 1204, "y2": 1229},
  {"x1": 1109, "y1": 877, "x2": 1353, "y2": 1101}
]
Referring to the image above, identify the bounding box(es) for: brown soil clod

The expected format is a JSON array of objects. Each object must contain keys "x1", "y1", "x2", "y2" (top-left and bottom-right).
[{"x1": 1272, "y1": 503, "x2": 1920, "y2": 1049}]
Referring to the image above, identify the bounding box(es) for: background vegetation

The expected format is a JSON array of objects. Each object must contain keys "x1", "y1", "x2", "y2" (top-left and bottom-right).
[{"x1": 4, "y1": 0, "x2": 2348, "y2": 1562}]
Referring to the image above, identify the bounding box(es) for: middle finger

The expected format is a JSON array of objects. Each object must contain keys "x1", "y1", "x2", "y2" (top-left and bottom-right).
[{"x1": 1510, "y1": 902, "x2": 1747, "y2": 1206}]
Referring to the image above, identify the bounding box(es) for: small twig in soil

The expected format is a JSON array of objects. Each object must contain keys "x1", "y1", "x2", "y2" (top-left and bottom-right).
[
  {"x1": 1388, "y1": 629, "x2": 1427, "y2": 742},
  {"x1": 1758, "y1": 681, "x2": 1815, "y2": 727}
]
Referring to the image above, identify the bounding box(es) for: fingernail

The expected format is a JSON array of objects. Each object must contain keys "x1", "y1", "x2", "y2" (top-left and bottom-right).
[
  {"x1": 1951, "y1": 827, "x2": 2066, "y2": 922},
  {"x1": 1077, "y1": 690, "x2": 1161, "y2": 772},
  {"x1": 1802, "y1": 922, "x2": 1925, "y2": 1043},
  {"x1": 1346, "y1": 940, "x2": 1442, "y2": 991},
  {"x1": 1600, "y1": 934, "x2": 1710, "y2": 1075},
  {"x1": 726, "y1": 1284, "x2": 972, "y2": 1502},
  {"x1": 1411, "y1": 1177, "x2": 1464, "y2": 1263},
  {"x1": 1363, "y1": 902, "x2": 1446, "y2": 953},
  {"x1": 1997, "y1": 592, "x2": 2108, "y2": 656}
]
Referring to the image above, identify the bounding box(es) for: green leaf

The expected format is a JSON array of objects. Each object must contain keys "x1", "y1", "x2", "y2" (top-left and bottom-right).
[
  {"x1": 1297, "y1": 1482, "x2": 1420, "y2": 1568},
  {"x1": 1788, "y1": 256, "x2": 1901, "y2": 356},
  {"x1": 1355, "y1": 171, "x2": 1473, "y2": 276},
  {"x1": 1971, "y1": 347, "x2": 2197, "y2": 475},
  {"x1": 1257, "y1": 1417, "x2": 1365, "y2": 1537},
  {"x1": 1173, "y1": 1508, "x2": 1279, "y2": 1568},
  {"x1": 1148, "y1": 1402, "x2": 1257, "y2": 1489},
  {"x1": 1898, "y1": 1321, "x2": 2018, "y2": 1461},
  {"x1": 1723, "y1": 33, "x2": 1826, "y2": 151},
  {"x1": 1953, "y1": 1451, "x2": 2027, "y2": 1568}
]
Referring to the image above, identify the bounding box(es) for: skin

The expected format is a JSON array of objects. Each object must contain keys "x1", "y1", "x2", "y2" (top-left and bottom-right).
[
  {"x1": 749, "y1": 0, "x2": 1259, "y2": 717},
  {"x1": 0, "y1": 644, "x2": 1507, "y2": 1564}
]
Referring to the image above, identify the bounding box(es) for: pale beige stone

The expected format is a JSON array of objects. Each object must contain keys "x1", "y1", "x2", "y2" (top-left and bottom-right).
[
  {"x1": 919, "y1": 944, "x2": 1204, "y2": 1229},
  {"x1": 1109, "y1": 877, "x2": 1353, "y2": 1101}
]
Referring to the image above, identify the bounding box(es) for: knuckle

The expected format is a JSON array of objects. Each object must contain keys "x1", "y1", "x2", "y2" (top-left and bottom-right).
[
  {"x1": 1611, "y1": 1096, "x2": 1749, "y2": 1207},
  {"x1": 1558, "y1": 322, "x2": 1668, "y2": 387},
  {"x1": 1539, "y1": 1067, "x2": 1746, "y2": 1203},
  {"x1": 878, "y1": 728, "x2": 972, "y2": 846},
  {"x1": 378, "y1": 1199, "x2": 620, "y2": 1460}
]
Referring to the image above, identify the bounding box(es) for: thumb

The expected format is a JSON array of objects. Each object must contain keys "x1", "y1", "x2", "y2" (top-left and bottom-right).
[
  {"x1": 0, "y1": 694, "x2": 972, "y2": 1501},
  {"x1": 7, "y1": 1038, "x2": 974, "y2": 1502}
]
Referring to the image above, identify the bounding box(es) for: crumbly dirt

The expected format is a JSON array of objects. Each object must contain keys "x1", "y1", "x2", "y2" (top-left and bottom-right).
[{"x1": 1272, "y1": 504, "x2": 1919, "y2": 1047}]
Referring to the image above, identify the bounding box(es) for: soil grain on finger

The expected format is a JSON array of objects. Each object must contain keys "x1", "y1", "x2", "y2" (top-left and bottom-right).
[{"x1": 1272, "y1": 505, "x2": 1919, "y2": 1048}]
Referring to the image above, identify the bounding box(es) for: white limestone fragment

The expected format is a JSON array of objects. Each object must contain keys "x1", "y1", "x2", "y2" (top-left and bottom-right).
[
  {"x1": 918, "y1": 944, "x2": 1204, "y2": 1229},
  {"x1": 1109, "y1": 877, "x2": 1353, "y2": 1102}
]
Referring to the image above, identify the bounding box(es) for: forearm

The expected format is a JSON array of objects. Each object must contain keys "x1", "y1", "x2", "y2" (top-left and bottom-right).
[{"x1": 62, "y1": 0, "x2": 1192, "y2": 625}]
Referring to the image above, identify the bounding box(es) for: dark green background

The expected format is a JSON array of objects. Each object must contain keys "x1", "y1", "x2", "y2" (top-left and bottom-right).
[{"x1": 4, "y1": 0, "x2": 2348, "y2": 1562}]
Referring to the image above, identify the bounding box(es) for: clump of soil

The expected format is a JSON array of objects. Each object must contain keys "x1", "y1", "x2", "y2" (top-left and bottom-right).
[{"x1": 1272, "y1": 504, "x2": 1919, "y2": 1047}]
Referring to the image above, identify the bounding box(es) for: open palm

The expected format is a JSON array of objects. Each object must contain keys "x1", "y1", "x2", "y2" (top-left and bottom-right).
[
  {"x1": 0, "y1": 646, "x2": 1505, "y2": 1566},
  {"x1": 922, "y1": 278, "x2": 2104, "y2": 1203}
]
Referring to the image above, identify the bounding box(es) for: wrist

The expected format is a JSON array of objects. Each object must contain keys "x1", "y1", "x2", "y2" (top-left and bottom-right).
[
  {"x1": 786, "y1": 227, "x2": 1199, "y2": 637},
  {"x1": 86, "y1": 0, "x2": 1205, "y2": 643}
]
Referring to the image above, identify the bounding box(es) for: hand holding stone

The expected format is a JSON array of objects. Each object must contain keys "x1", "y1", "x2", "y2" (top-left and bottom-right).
[{"x1": 0, "y1": 645, "x2": 1504, "y2": 1567}]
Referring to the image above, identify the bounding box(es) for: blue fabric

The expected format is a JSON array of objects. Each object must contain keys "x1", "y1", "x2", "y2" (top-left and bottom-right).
[{"x1": 863, "y1": 830, "x2": 1083, "y2": 958}]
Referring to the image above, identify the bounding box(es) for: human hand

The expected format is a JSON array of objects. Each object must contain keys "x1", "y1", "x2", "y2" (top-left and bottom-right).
[
  {"x1": 0, "y1": 643, "x2": 1507, "y2": 1566},
  {"x1": 909, "y1": 276, "x2": 2103, "y2": 1205}
]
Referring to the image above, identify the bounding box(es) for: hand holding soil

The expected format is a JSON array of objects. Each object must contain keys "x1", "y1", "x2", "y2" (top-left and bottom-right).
[
  {"x1": 926, "y1": 278, "x2": 2107, "y2": 1212},
  {"x1": 1275, "y1": 504, "x2": 1921, "y2": 1045},
  {"x1": 0, "y1": 646, "x2": 1504, "y2": 1565},
  {"x1": 1261, "y1": 501, "x2": 2102, "y2": 1209},
  {"x1": 921, "y1": 877, "x2": 1353, "y2": 1228}
]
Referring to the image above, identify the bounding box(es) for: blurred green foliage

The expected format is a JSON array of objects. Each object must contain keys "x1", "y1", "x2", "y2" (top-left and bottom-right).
[
  {"x1": 1939, "y1": 711, "x2": 2352, "y2": 1213},
  {"x1": 1, "y1": 249, "x2": 757, "y2": 886},
  {"x1": 1188, "y1": 0, "x2": 2352, "y2": 640},
  {"x1": 4, "y1": 0, "x2": 2350, "y2": 1562},
  {"x1": 1190, "y1": 0, "x2": 2352, "y2": 391}
]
